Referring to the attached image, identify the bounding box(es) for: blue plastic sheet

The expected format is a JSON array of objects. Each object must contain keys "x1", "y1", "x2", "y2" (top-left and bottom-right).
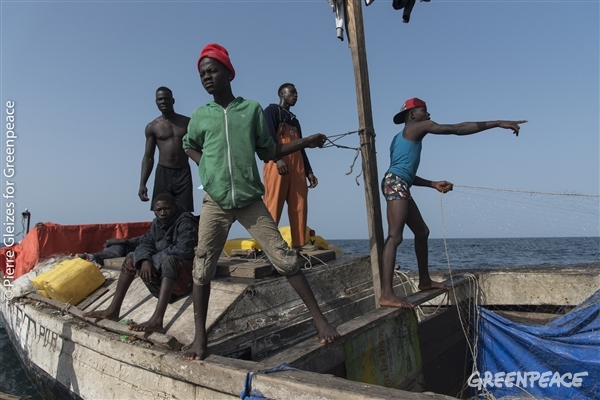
[
  {"x1": 240, "y1": 363, "x2": 297, "y2": 400},
  {"x1": 473, "y1": 289, "x2": 600, "y2": 399}
]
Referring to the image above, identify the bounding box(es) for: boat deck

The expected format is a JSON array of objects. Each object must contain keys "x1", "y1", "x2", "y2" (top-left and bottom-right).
[{"x1": 78, "y1": 250, "x2": 341, "y2": 351}]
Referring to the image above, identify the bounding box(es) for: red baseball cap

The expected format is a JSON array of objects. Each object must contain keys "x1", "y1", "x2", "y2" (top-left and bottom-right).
[
  {"x1": 393, "y1": 98, "x2": 427, "y2": 124},
  {"x1": 197, "y1": 43, "x2": 236, "y2": 81}
]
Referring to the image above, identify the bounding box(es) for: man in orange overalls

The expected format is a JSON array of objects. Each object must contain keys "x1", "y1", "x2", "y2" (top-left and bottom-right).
[{"x1": 263, "y1": 83, "x2": 317, "y2": 250}]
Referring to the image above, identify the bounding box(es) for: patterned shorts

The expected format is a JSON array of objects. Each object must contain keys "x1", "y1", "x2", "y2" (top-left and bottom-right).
[{"x1": 381, "y1": 172, "x2": 411, "y2": 201}]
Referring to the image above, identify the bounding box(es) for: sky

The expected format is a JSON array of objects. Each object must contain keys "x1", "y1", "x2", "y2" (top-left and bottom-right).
[{"x1": 1, "y1": 0, "x2": 599, "y2": 240}]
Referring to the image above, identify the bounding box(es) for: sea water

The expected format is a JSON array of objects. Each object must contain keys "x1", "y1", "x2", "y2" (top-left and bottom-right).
[
  {"x1": 1, "y1": 236, "x2": 598, "y2": 398},
  {"x1": 0, "y1": 318, "x2": 45, "y2": 399},
  {"x1": 329, "y1": 236, "x2": 600, "y2": 271}
]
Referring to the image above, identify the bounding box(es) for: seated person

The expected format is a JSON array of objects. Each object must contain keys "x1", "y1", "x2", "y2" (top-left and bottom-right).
[
  {"x1": 78, "y1": 237, "x2": 142, "y2": 266},
  {"x1": 82, "y1": 193, "x2": 199, "y2": 333}
]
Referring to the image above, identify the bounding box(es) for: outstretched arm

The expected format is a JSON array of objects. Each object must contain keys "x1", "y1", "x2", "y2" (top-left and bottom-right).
[
  {"x1": 413, "y1": 176, "x2": 453, "y2": 193},
  {"x1": 273, "y1": 134, "x2": 326, "y2": 159},
  {"x1": 139, "y1": 124, "x2": 157, "y2": 202},
  {"x1": 406, "y1": 120, "x2": 527, "y2": 141}
]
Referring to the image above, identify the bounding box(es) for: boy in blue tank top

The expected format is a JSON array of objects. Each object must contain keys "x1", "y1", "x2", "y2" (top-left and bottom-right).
[{"x1": 381, "y1": 97, "x2": 527, "y2": 308}]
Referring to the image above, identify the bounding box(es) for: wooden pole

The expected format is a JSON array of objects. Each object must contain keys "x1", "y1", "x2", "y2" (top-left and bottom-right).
[{"x1": 344, "y1": 0, "x2": 384, "y2": 307}]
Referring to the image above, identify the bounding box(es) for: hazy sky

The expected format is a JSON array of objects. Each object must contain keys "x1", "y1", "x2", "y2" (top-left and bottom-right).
[{"x1": 1, "y1": 0, "x2": 598, "y2": 240}]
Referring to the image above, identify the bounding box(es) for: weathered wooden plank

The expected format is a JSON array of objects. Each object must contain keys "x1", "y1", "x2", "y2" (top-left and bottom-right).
[
  {"x1": 344, "y1": 0, "x2": 384, "y2": 308},
  {"x1": 208, "y1": 285, "x2": 381, "y2": 361},
  {"x1": 258, "y1": 303, "x2": 404, "y2": 369},
  {"x1": 258, "y1": 276, "x2": 463, "y2": 370},
  {"x1": 80, "y1": 283, "x2": 118, "y2": 313},
  {"x1": 343, "y1": 312, "x2": 421, "y2": 389},
  {"x1": 251, "y1": 366, "x2": 457, "y2": 400},
  {"x1": 26, "y1": 293, "x2": 183, "y2": 350},
  {"x1": 216, "y1": 260, "x2": 274, "y2": 279},
  {"x1": 75, "y1": 286, "x2": 110, "y2": 310},
  {"x1": 78, "y1": 269, "x2": 249, "y2": 346},
  {"x1": 298, "y1": 250, "x2": 336, "y2": 269}
]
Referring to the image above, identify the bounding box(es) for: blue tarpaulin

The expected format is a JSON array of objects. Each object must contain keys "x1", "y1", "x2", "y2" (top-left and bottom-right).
[
  {"x1": 473, "y1": 289, "x2": 600, "y2": 399},
  {"x1": 240, "y1": 363, "x2": 297, "y2": 400}
]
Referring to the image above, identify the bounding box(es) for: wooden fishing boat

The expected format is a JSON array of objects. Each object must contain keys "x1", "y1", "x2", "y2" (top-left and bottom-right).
[{"x1": 1, "y1": 222, "x2": 598, "y2": 399}]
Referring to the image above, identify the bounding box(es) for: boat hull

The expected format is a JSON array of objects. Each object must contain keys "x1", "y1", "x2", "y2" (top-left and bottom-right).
[{"x1": 1, "y1": 262, "x2": 598, "y2": 399}]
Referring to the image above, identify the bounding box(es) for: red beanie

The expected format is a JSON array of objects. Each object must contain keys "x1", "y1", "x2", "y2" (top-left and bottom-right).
[{"x1": 197, "y1": 43, "x2": 235, "y2": 81}]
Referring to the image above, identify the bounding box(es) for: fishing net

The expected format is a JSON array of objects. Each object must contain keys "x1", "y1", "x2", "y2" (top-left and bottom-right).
[{"x1": 437, "y1": 185, "x2": 600, "y2": 400}]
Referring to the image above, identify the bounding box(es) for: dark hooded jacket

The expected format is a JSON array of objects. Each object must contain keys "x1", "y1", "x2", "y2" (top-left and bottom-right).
[{"x1": 133, "y1": 206, "x2": 199, "y2": 270}]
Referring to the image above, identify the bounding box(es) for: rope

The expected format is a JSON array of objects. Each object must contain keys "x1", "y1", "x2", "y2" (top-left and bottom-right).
[
  {"x1": 321, "y1": 129, "x2": 362, "y2": 149},
  {"x1": 323, "y1": 129, "x2": 367, "y2": 185},
  {"x1": 440, "y1": 192, "x2": 491, "y2": 399},
  {"x1": 394, "y1": 266, "x2": 451, "y2": 321},
  {"x1": 455, "y1": 184, "x2": 599, "y2": 197},
  {"x1": 299, "y1": 252, "x2": 330, "y2": 270}
]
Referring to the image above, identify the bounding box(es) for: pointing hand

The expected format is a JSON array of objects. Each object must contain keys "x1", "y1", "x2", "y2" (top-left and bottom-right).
[{"x1": 500, "y1": 120, "x2": 528, "y2": 136}]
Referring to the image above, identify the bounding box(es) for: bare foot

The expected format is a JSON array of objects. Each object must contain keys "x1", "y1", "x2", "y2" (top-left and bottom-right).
[
  {"x1": 379, "y1": 294, "x2": 414, "y2": 309},
  {"x1": 418, "y1": 280, "x2": 451, "y2": 291},
  {"x1": 315, "y1": 320, "x2": 340, "y2": 344},
  {"x1": 82, "y1": 309, "x2": 120, "y2": 321},
  {"x1": 182, "y1": 338, "x2": 208, "y2": 360},
  {"x1": 129, "y1": 321, "x2": 165, "y2": 334}
]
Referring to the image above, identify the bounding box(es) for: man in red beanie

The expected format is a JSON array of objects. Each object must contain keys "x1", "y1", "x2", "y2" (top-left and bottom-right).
[
  {"x1": 381, "y1": 98, "x2": 527, "y2": 308},
  {"x1": 182, "y1": 43, "x2": 339, "y2": 360}
]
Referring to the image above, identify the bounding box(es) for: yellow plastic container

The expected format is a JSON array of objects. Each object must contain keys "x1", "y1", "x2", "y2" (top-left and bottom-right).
[
  {"x1": 31, "y1": 261, "x2": 72, "y2": 294},
  {"x1": 311, "y1": 235, "x2": 329, "y2": 250},
  {"x1": 223, "y1": 238, "x2": 261, "y2": 254},
  {"x1": 31, "y1": 258, "x2": 105, "y2": 305},
  {"x1": 279, "y1": 226, "x2": 329, "y2": 250},
  {"x1": 223, "y1": 226, "x2": 330, "y2": 254}
]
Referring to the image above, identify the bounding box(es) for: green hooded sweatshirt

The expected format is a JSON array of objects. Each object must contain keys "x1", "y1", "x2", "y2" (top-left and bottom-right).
[{"x1": 183, "y1": 97, "x2": 276, "y2": 209}]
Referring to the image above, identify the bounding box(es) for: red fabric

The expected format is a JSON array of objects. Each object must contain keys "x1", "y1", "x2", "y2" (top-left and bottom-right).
[
  {"x1": 0, "y1": 221, "x2": 151, "y2": 279},
  {"x1": 197, "y1": 43, "x2": 236, "y2": 80}
]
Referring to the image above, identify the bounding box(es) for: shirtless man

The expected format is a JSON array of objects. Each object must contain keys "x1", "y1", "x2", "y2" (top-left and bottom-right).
[
  {"x1": 139, "y1": 87, "x2": 194, "y2": 212},
  {"x1": 380, "y1": 97, "x2": 527, "y2": 308}
]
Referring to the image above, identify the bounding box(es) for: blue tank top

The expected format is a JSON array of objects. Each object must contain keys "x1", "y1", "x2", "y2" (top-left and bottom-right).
[{"x1": 386, "y1": 129, "x2": 422, "y2": 187}]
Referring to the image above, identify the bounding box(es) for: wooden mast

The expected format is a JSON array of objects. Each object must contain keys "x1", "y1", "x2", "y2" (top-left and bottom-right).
[{"x1": 344, "y1": 0, "x2": 384, "y2": 307}]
